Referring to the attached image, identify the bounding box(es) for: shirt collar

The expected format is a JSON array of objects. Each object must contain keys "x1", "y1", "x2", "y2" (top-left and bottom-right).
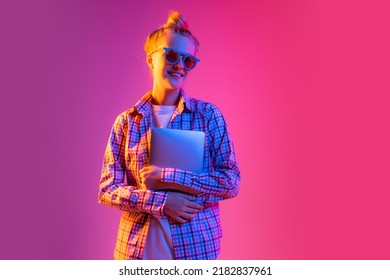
[{"x1": 130, "y1": 89, "x2": 192, "y2": 117}]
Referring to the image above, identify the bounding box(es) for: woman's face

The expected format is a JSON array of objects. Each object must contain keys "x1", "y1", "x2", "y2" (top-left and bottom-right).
[{"x1": 149, "y1": 32, "x2": 196, "y2": 92}]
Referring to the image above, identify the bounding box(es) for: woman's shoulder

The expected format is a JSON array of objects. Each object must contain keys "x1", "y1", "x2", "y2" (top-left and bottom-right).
[
  {"x1": 188, "y1": 96, "x2": 223, "y2": 116},
  {"x1": 110, "y1": 108, "x2": 135, "y2": 128}
]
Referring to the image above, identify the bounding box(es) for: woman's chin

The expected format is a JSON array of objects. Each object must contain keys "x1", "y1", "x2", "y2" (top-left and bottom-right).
[{"x1": 167, "y1": 81, "x2": 184, "y2": 90}]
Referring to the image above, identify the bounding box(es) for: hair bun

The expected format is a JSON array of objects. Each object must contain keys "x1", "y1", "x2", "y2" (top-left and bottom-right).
[
  {"x1": 145, "y1": 10, "x2": 199, "y2": 54},
  {"x1": 163, "y1": 11, "x2": 189, "y2": 30}
]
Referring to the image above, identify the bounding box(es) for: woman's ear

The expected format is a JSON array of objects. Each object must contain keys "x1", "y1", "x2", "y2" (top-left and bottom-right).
[{"x1": 146, "y1": 55, "x2": 154, "y2": 70}]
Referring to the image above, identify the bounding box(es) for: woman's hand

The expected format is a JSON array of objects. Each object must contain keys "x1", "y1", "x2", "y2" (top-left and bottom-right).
[
  {"x1": 164, "y1": 192, "x2": 204, "y2": 223},
  {"x1": 139, "y1": 165, "x2": 162, "y2": 190}
]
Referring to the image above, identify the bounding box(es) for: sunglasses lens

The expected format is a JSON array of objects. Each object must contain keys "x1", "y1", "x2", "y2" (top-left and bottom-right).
[
  {"x1": 184, "y1": 56, "x2": 196, "y2": 70},
  {"x1": 165, "y1": 50, "x2": 179, "y2": 64}
]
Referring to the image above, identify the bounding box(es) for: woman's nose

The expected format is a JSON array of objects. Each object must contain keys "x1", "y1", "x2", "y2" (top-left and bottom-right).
[{"x1": 173, "y1": 55, "x2": 184, "y2": 69}]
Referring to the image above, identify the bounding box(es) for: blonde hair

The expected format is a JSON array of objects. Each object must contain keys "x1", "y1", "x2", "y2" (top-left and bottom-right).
[{"x1": 144, "y1": 11, "x2": 199, "y2": 55}]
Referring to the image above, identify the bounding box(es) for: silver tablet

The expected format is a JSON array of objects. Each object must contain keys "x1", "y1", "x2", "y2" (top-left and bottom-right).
[{"x1": 149, "y1": 128, "x2": 205, "y2": 172}]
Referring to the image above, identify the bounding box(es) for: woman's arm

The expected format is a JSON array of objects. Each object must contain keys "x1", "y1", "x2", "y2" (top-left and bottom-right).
[
  {"x1": 98, "y1": 114, "x2": 168, "y2": 218},
  {"x1": 140, "y1": 104, "x2": 240, "y2": 200}
]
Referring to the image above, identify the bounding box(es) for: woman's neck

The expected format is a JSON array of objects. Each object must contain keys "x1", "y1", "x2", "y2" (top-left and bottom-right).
[{"x1": 151, "y1": 86, "x2": 181, "y2": 105}]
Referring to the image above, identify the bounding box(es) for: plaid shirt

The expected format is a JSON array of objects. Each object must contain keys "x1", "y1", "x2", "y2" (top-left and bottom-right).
[{"x1": 98, "y1": 90, "x2": 240, "y2": 260}]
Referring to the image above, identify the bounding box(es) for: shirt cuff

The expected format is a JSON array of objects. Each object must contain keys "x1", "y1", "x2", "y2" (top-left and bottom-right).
[
  {"x1": 161, "y1": 167, "x2": 193, "y2": 187},
  {"x1": 150, "y1": 190, "x2": 168, "y2": 218},
  {"x1": 129, "y1": 190, "x2": 168, "y2": 218}
]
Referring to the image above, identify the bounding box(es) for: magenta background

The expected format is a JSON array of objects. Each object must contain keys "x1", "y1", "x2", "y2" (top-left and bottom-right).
[{"x1": 1, "y1": 0, "x2": 389, "y2": 259}]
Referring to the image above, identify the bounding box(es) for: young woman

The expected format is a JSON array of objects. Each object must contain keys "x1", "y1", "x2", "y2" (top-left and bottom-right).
[{"x1": 98, "y1": 11, "x2": 240, "y2": 260}]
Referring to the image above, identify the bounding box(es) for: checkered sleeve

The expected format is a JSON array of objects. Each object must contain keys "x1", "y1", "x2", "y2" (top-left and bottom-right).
[
  {"x1": 98, "y1": 114, "x2": 167, "y2": 218},
  {"x1": 161, "y1": 104, "x2": 240, "y2": 199}
]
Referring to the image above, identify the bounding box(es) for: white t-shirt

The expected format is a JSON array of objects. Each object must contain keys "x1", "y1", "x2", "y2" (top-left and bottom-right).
[{"x1": 143, "y1": 104, "x2": 176, "y2": 260}]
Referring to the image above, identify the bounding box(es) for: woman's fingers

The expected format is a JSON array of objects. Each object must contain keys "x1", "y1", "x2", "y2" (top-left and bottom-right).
[
  {"x1": 173, "y1": 216, "x2": 187, "y2": 224},
  {"x1": 164, "y1": 191, "x2": 205, "y2": 223},
  {"x1": 185, "y1": 201, "x2": 204, "y2": 211},
  {"x1": 174, "y1": 212, "x2": 197, "y2": 224}
]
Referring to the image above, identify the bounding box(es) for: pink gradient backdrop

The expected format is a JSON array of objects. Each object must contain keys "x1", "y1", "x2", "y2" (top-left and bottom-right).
[{"x1": 1, "y1": 0, "x2": 389, "y2": 259}]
